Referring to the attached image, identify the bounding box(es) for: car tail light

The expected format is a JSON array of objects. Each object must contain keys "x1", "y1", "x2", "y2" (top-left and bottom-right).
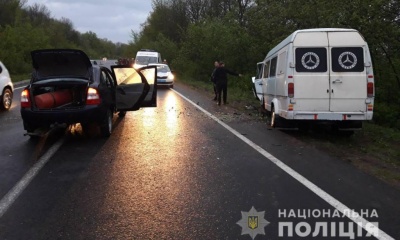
[
  {"x1": 21, "y1": 89, "x2": 31, "y2": 108},
  {"x1": 86, "y1": 88, "x2": 101, "y2": 105},
  {"x1": 367, "y1": 82, "x2": 374, "y2": 98},
  {"x1": 288, "y1": 83, "x2": 294, "y2": 98}
]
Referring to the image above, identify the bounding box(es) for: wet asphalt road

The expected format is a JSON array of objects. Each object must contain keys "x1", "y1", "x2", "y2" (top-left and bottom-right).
[{"x1": 0, "y1": 82, "x2": 399, "y2": 239}]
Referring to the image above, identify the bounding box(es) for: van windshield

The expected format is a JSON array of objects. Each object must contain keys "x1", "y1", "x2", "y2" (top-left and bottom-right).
[{"x1": 135, "y1": 56, "x2": 158, "y2": 65}]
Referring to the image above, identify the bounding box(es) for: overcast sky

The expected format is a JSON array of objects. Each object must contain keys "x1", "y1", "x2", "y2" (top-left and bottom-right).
[{"x1": 26, "y1": 0, "x2": 153, "y2": 44}]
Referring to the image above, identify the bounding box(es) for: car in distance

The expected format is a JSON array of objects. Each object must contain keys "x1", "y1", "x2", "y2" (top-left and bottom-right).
[
  {"x1": 0, "y1": 61, "x2": 14, "y2": 110},
  {"x1": 149, "y1": 63, "x2": 174, "y2": 88},
  {"x1": 20, "y1": 49, "x2": 157, "y2": 137},
  {"x1": 134, "y1": 49, "x2": 162, "y2": 69}
]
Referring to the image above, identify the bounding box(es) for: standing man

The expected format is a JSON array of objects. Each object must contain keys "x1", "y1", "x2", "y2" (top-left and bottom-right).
[
  {"x1": 213, "y1": 61, "x2": 242, "y2": 105},
  {"x1": 210, "y1": 60, "x2": 219, "y2": 101}
]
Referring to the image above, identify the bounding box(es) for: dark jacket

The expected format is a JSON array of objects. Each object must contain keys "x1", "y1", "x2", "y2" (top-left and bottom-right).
[
  {"x1": 210, "y1": 67, "x2": 218, "y2": 83},
  {"x1": 213, "y1": 67, "x2": 239, "y2": 84}
]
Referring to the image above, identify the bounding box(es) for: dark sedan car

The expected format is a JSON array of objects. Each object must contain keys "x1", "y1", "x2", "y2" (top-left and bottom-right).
[{"x1": 20, "y1": 49, "x2": 157, "y2": 137}]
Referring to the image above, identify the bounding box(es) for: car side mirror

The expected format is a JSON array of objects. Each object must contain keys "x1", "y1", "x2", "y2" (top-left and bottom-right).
[{"x1": 251, "y1": 76, "x2": 255, "y2": 83}]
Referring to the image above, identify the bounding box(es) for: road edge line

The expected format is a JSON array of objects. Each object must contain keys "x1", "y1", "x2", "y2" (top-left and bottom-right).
[
  {"x1": 0, "y1": 137, "x2": 65, "y2": 218},
  {"x1": 171, "y1": 88, "x2": 394, "y2": 240}
]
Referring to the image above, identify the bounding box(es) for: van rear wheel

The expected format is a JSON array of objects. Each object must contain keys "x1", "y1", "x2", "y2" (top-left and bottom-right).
[
  {"x1": 270, "y1": 106, "x2": 284, "y2": 128},
  {"x1": 270, "y1": 106, "x2": 277, "y2": 128}
]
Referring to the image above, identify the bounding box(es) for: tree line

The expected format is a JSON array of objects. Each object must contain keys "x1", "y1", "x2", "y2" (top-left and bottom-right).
[
  {"x1": 131, "y1": 0, "x2": 400, "y2": 129},
  {"x1": 0, "y1": 0, "x2": 128, "y2": 75},
  {"x1": 1, "y1": 0, "x2": 399, "y2": 128}
]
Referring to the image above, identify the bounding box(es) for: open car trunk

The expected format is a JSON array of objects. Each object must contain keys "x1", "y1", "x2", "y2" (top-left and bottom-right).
[{"x1": 31, "y1": 80, "x2": 89, "y2": 110}]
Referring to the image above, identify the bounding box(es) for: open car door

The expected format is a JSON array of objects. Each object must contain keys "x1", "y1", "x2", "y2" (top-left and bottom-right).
[{"x1": 111, "y1": 65, "x2": 157, "y2": 111}]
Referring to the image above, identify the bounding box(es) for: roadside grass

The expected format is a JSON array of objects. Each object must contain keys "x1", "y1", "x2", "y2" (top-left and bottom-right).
[
  {"x1": 11, "y1": 73, "x2": 31, "y2": 82},
  {"x1": 177, "y1": 77, "x2": 400, "y2": 190}
]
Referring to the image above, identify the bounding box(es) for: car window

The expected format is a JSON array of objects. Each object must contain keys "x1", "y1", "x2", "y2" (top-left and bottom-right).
[
  {"x1": 140, "y1": 68, "x2": 155, "y2": 84},
  {"x1": 156, "y1": 65, "x2": 170, "y2": 73},
  {"x1": 295, "y1": 48, "x2": 327, "y2": 72},
  {"x1": 100, "y1": 71, "x2": 108, "y2": 86},
  {"x1": 113, "y1": 68, "x2": 142, "y2": 85},
  {"x1": 331, "y1": 47, "x2": 364, "y2": 72},
  {"x1": 135, "y1": 56, "x2": 159, "y2": 65},
  {"x1": 101, "y1": 70, "x2": 114, "y2": 88},
  {"x1": 270, "y1": 57, "x2": 277, "y2": 77},
  {"x1": 277, "y1": 51, "x2": 287, "y2": 75}
]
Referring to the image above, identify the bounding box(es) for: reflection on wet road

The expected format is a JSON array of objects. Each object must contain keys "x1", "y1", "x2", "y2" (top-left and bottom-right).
[{"x1": 12, "y1": 88, "x2": 244, "y2": 239}]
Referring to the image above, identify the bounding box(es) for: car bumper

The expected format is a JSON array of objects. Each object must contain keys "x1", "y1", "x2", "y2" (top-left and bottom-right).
[
  {"x1": 157, "y1": 79, "x2": 173, "y2": 85},
  {"x1": 21, "y1": 105, "x2": 106, "y2": 129}
]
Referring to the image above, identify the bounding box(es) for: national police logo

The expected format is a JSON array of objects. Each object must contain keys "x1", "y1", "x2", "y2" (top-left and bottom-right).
[
  {"x1": 237, "y1": 206, "x2": 270, "y2": 239},
  {"x1": 248, "y1": 216, "x2": 258, "y2": 230}
]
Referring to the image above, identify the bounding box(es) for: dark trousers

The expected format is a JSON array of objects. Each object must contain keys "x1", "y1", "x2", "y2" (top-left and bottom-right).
[
  {"x1": 213, "y1": 83, "x2": 217, "y2": 99},
  {"x1": 216, "y1": 82, "x2": 227, "y2": 104}
]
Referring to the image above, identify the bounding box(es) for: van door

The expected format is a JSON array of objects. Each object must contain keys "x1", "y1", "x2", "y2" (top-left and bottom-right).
[
  {"x1": 294, "y1": 46, "x2": 329, "y2": 111},
  {"x1": 328, "y1": 32, "x2": 367, "y2": 112},
  {"x1": 253, "y1": 62, "x2": 264, "y2": 101}
]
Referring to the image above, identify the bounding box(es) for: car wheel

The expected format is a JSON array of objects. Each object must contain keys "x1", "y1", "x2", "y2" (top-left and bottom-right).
[
  {"x1": 23, "y1": 121, "x2": 39, "y2": 139},
  {"x1": 118, "y1": 111, "x2": 126, "y2": 118},
  {"x1": 1, "y1": 88, "x2": 13, "y2": 110},
  {"x1": 170, "y1": 84, "x2": 174, "y2": 88},
  {"x1": 100, "y1": 109, "x2": 112, "y2": 137}
]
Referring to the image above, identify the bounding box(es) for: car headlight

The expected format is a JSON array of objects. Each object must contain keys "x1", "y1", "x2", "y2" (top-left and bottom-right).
[{"x1": 167, "y1": 73, "x2": 174, "y2": 80}]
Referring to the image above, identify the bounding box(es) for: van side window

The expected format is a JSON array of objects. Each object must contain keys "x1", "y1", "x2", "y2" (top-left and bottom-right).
[
  {"x1": 269, "y1": 57, "x2": 277, "y2": 77},
  {"x1": 295, "y1": 48, "x2": 327, "y2": 72},
  {"x1": 278, "y1": 51, "x2": 287, "y2": 75},
  {"x1": 263, "y1": 61, "x2": 270, "y2": 78},
  {"x1": 331, "y1": 47, "x2": 364, "y2": 72}
]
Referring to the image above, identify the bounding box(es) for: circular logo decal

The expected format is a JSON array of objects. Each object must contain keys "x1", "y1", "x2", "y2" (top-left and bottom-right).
[
  {"x1": 301, "y1": 52, "x2": 320, "y2": 70},
  {"x1": 338, "y1": 52, "x2": 357, "y2": 69}
]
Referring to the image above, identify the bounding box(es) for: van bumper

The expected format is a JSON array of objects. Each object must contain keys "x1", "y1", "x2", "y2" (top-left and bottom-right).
[{"x1": 281, "y1": 111, "x2": 373, "y2": 121}]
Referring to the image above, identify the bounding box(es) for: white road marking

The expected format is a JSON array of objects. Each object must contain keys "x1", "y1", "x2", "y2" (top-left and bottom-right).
[
  {"x1": 171, "y1": 88, "x2": 394, "y2": 240},
  {"x1": 14, "y1": 86, "x2": 26, "y2": 90},
  {"x1": 0, "y1": 137, "x2": 65, "y2": 218}
]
